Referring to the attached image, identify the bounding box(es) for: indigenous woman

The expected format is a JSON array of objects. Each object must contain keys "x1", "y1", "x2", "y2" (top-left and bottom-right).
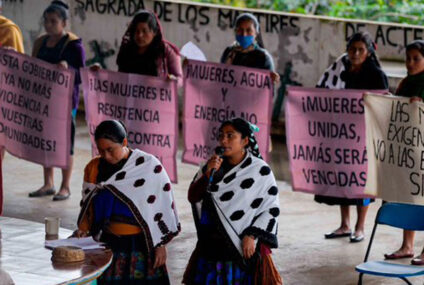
[
  {"x1": 29, "y1": 0, "x2": 85, "y2": 201},
  {"x1": 385, "y1": 40, "x2": 424, "y2": 263},
  {"x1": 316, "y1": 31, "x2": 388, "y2": 242},
  {"x1": 393, "y1": 40, "x2": 424, "y2": 100},
  {"x1": 75, "y1": 120, "x2": 180, "y2": 284},
  {"x1": 221, "y1": 13, "x2": 279, "y2": 83},
  {"x1": 115, "y1": 10, "x2": 182, "y2": 83},
  {"x1": 183, "y1": 118, "x2": 281, "y2": 284}
]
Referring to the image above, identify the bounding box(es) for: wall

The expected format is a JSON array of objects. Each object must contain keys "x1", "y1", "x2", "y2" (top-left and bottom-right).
[{"x1": 3, "y1": 0, "x2": 422, "y2": 87}]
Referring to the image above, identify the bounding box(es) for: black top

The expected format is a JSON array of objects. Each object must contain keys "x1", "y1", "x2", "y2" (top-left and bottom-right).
[
  {"x1": 196, "y1": 160, "x2": 239, "y2": 260},
  {"x1": 117, "y1": 47, "x2": 158, "y2": 76},
  {"x1": 37, "y1": 35, "x2": 68, "y2": 64},
  {"x1": 396, "y1": 72, "x2": 424, "y2": 99},
  {"x1": 96, "y1": 151, "x2": 133, "y2": 183},
  {"x1": 35, "y1": 34, "x2": 85, "y2": 110},
  {"x1": 220, "y1": 45, "x2": 274, "y2": 71},
  {"x1": 342, "y1": 59, "x2": 388, "y2": 90}
]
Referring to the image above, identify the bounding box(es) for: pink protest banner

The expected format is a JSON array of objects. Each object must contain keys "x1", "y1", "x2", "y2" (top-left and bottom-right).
[
  {"x1": 0, "y1": 48, "x2": 74, "y2": 168},
  {"x1": 81, "y1": 68, "x2": 178, "y2": 183},
  {"x1": 0, "y1": 156, "x2": 2, "y2": 215},
  {"x1": 285, "y1": 86, "x2": 385, "y2": 198},
  {"x1": 183, "y1": 60, "x2": 272, "y2": 165}
]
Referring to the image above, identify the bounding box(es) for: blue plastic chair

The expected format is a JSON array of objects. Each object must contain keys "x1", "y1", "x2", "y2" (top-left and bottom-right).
[{"x1": 356, "y1": 203, "x2": 424, "y2": 284}]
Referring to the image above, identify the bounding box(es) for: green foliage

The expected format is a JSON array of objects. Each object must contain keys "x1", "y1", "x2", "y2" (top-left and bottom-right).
[{"x1": 190, "y1": 0, "x2": 424, "y2": 26}]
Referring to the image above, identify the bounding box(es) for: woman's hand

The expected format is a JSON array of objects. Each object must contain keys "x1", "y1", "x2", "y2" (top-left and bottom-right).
[
  {"x1": 242, "y1": 235, "x2": 256, "y2": 259},
  {"x1": 167, "y1": 74, "x2": 177, "y2": 81},
  {"x1": 270, "y1": 72, "x2": 280, "y2": 84},
  {"x1": 182, "y1": 58, "x2": 189, "y2": 67},
  {"x1": 410, "y1": 96, "x2": 422, "y2": 103},
  {"x1": 90, "y1": 63, "x2": 102, "y2": 72},
  {"x1": 154, "y1": 246, "x2": 167, "y2": 269},
  {"x1": 58, "y1": 60, "x2": 68, "y2": 69},
  {"x1": 206, "y1": 154, "x2": 223, "y2": 178},
  {"x1": 69, "y1": 229, "x2": 88, "y2": 238}
]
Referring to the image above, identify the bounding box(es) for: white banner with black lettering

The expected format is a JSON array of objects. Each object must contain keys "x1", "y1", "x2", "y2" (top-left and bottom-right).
[{"x1": 365, "y1": 93, "x2": 424, "y2": 204}]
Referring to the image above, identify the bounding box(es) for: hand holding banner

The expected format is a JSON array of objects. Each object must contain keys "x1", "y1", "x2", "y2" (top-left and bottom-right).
[
  {"x1": 0, "y1": 48, "x2": 74, "y2": 168},
  {"x1": 81, "y1": 68, "x2": 178, "y2": 182},
  {"x1": 183, "y1": 59, "x2": 273, "y2": 165}
]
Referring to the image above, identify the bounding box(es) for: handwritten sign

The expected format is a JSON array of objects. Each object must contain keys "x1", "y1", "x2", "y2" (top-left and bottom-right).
[{"x1": 365, "y1": 94, "x2": 424, "y2": 204}]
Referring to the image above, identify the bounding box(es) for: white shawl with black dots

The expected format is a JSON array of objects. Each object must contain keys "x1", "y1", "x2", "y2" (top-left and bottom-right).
[
  {"x1": 317, "y1": 53, "x2": 348, "y2": 89},
  {"x1": 193, "y1": 152, "x2": 280, "y2": 255},
  {"x1": 80, "y1": 149, "x2": 180, "y2": 249}
]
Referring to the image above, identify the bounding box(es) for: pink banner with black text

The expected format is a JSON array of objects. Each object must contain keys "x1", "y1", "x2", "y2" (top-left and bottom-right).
[
  {"x1": 81, "y1": 68, "x2": 178, "y2": 183},
  {"x1": 0, "y1": 48, "x2": 74, "y2": 168},
  {"x1": 0, "y1": 156, "x2": 3, "y2": 215},
  {"x1": 285, "y1": 86, "x2": 385, "y2": 198},
  {"x1": 183, "y1": 60, "x2": 273, "y2": 165}
]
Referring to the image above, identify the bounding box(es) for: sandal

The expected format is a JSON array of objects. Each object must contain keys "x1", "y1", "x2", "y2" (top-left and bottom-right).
[
  {"x1": 53, "y1": 190, "x2": 70, "y2": 201},
  {"x1": 411, "y1": 255, "x2": 424, "y2": 265},
  {"x1": 28, "y1": 188, "x2": 56, "y2": 197},
  {"x1": 350, "y1": 234, "x2": 365, "y2": 243},
  {"x1": 384, "y1": 251, "x2": 414, "y2": 260},
  {"x1": 324, "y1": 230, "x2": 351, "y2": 239}
]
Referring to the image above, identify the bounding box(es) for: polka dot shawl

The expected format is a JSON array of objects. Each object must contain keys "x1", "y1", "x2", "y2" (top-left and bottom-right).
[
  {"x1": 193, "y1": 152, "x2": 280, "y2": 255},
  {"x1": 317, "y1": 53, "x2": 348, "y2": 90},
  {"x1": 79, "y1": 149, "x2": 180, "y2": 249}
]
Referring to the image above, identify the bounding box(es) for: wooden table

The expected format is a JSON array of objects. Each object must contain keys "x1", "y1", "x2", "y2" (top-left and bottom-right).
[{"x1": 0, "y1": 217, "x2": 113, "y2": 285}]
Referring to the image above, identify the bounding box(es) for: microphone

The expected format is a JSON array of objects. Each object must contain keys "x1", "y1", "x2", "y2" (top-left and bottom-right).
[{"x1": 209, "y1": 146, "x2": 225, "y2": 184}]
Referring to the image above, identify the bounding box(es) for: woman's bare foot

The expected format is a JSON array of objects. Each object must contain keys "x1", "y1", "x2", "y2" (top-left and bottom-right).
[{"x1": 353, "y1": 228, "x2": 364, "y2": 238}]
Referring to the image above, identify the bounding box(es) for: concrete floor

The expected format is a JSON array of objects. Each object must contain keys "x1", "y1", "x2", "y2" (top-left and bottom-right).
[{"x1": 3, "y1": 116, "x2": 424, "y2": 285}]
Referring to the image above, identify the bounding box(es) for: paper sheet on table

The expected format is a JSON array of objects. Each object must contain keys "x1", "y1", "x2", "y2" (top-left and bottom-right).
[
  {"x1": 180, "y1": 41, "x2": 207, "y2": 61},
  {"x1": 45, "y1": 237, "x2": 105, "y2": 250}
]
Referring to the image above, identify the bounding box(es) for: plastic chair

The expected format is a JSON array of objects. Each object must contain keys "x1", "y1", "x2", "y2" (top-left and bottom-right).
[{"x1": 356, "y1": 202, "x2": 424, "y2": 284}]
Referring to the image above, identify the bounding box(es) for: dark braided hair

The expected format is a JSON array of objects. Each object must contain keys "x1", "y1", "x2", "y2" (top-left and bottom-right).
[
  {"x1": 94, "y1": 120, "x2": 127, "y2": 144},
  {"x1": 219, "y1": 118, "x2": 262, "y2": 159},
  {"x1": 43, "y1": 0, "x2": 69, "y2": 21},
  {"x1": 346, "y1": 31, "x2": 381, "y2": 68},
  {"x1": 406, "y1": 40, "x2": 424, "y2": 57},
  {"x1": 116, "y1": 10, "x2": 179, "y2": 72}
]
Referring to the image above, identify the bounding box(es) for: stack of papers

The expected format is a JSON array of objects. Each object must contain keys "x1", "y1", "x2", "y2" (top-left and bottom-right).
[{"x1": 45, "y1": 237, "x2": 105, "y2": 250}]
